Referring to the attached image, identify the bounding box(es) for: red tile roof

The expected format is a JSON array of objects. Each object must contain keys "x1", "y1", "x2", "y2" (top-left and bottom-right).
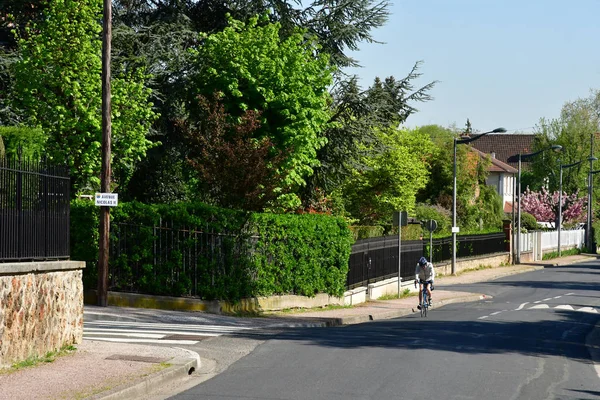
[
  {"x1": 470, "y1": 147, "x2": 518, "y2": 173},
  {"x1": 466, "y1": 134, "x2": 538, "y2": 168}
]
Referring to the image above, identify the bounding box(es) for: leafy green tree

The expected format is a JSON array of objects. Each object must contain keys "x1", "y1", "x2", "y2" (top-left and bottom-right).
[
  {"x1": 301, "y1": 63, "x2": 437, "y2": 211},
  {"x1": 11, "y1": 0, "x2": 158, "y2": 193},
  {"x1": 187, "y1": 15, "x2": 333, "y2": 210},
  {"x1": 341, "y1": 126, "x2": 434, "y2": 225},
  {"x1": 531, "y1": 91, "x2": 600, "y2": 195}
]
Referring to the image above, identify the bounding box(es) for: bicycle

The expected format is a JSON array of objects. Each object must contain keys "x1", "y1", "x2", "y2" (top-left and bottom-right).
[{"x1": 415, "y1": 280, "x2": 433, "y2": 317}]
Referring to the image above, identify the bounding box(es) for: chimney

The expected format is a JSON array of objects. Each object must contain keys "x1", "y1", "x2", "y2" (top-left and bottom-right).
[{"x1": 491, "y1": 152, "x2": 496, "y2": 159}]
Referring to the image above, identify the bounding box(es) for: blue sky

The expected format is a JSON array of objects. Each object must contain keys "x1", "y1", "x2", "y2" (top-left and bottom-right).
[{"x1": 346, "y1": 0, "x2": 600, "y2": 133}]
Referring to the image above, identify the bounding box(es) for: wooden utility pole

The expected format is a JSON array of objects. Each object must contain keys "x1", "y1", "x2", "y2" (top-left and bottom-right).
[{"x1": 98, "y1": 0, "x2": 112, "y2": 307}]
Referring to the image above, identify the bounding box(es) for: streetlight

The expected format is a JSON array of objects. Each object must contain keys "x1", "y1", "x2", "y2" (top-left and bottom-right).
[
  {"x1": 515, "y1": 145, "x2": 562, "y2": 263},
  {"x1": 587, "y1": 132, "x2": 598, "y2": 251},
  {"x1": 558, "y1": 159, "x2": 583, "y2": 256},
  {"x1": 452, "y1": 127, "x2": 506, "y2": 275}
]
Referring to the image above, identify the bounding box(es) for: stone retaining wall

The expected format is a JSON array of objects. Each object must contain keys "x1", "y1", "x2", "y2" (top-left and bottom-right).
[{"x1": 0, "y1": 261, "x2": 85, "y2": 368}]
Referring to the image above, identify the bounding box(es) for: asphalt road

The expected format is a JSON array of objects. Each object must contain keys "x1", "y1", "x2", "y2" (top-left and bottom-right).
[{"x1": 168, "y1": 260, "x2": 600, "y2": 400}]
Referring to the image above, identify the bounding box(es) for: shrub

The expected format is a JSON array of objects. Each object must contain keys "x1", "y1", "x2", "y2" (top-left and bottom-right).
[
  {"x1": 415, "y1": 204, "x2": 451, "y2": 234},
  {"x1": 520, "y1": 212, "x2": 538, "y2": 231},
  {"x1": 71, "y1": 200, "x2": 354, "y2": 300}
]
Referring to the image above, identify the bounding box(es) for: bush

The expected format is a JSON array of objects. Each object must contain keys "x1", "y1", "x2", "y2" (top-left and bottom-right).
[
  {"x1": 415, "y1": 204, "x2": 451, "y2": 235},
  {"x1": 0, "y1": 126, "x2": 47, "y2": 158},
  {"x1": 520, "y1": 212, "x2": 537, "y2": 231},
  {"x1": 349, "y1": 226, "x2": 385, "y2": 240},
  {"x1": 71, "y1": 200, "x2": 354, "y2": 300}
]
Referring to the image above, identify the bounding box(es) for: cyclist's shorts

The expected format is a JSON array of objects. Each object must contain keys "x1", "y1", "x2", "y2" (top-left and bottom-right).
[{"x1": 419, "y1": 280, "x2": 433, "y2": 286}]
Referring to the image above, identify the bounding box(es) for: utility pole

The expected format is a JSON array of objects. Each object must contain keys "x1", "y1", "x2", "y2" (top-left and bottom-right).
[{"x1": 98, "y1": 0, "x2": 112, "y2": 307}]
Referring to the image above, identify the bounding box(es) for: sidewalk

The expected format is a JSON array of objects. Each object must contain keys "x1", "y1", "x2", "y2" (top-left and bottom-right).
[{"x1": 0, "y1": 254, "x2": 594, "y2": 400}]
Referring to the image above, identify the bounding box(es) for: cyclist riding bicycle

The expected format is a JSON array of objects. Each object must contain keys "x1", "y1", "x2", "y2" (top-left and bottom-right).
[{"x1": 414, "y1": 256, "x2": 435, "y2": 310}]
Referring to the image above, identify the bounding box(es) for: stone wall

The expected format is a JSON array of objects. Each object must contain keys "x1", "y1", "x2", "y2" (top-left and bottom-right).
[{"x1": 0, "y1": 261, "x2": 85, "y2": 368}]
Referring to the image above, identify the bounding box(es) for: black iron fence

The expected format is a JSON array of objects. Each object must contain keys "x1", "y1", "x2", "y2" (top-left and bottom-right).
[
  {"x1": 347, "y1": 232, "x2": 507, "y2": 289},
  {"x1": 109, "y1": 221, "x2": 250, "y2": 297},
  {"x1": 0, "y1": 152, "x2": 70, "y2": 262},
  {"x1": 347, "y1": 237, "x2": 422, "y2": 289}
]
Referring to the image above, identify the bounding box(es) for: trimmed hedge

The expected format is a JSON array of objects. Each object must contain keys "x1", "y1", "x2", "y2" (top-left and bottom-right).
[{"x1": 71, "y1": 200, "x2": 353, "y2": 300}]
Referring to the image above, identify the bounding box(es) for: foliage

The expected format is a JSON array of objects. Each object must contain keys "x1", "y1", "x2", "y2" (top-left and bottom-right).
[
  {"x1": 187, "y1": 16, "x2": 333, "y2": 209},
  {"x1": 542, "y1": 247, "x2": 581, "y2": 260},
  {"x1": 340, "y1": 126, "x2": 434, "y2": 225},
  {"x1": 521, "y1": 187, "x2": 586, "y2": 225},
  {"x1": 71, "y1": 200, "x2": 353, "y2": 300},
  {"x1": 302, "y1": 65, "x2": 437, "y2": 209},
  {"x1": 11, "y1": 0, "x2": 158, "y2": 194},
  {"x1": 0, "y1": 126, "x2": 46, "y2": 158},
  {"x1": 182, "y1": 94, "x2": 289, "y2": 211},
  {"x1": 349, "y1": 225, "x2": 385, "y2": 240},
  {"x1": 415, "y1": 203, "x2": 451, "y2": 234},
  {"x1": 520, "y1": 212, "x2": 538, "y2": 231}
]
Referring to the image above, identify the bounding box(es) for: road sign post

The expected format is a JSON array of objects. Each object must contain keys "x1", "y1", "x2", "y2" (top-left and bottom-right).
[{"x1": 393, "y1": 211, "x2": 408, "y2": 296}]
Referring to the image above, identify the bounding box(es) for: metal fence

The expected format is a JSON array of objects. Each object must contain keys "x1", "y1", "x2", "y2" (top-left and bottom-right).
[
  {"x1": 109, "y1": 221, "x2": 249, "y2": 296},
  {"x1": 0, "y1": 152, "x2": 71, "y2": 262},
  {"x1": 347, "y1": 237, "x2": 422, "y2": 289},
  {"x1": 348, "y1": 232, "x2": 507, "y2": 289}
]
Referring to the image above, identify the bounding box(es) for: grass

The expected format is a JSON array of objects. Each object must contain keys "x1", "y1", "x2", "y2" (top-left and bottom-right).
[
  {"x1": 377, "y1": 288, "x2": 415, "y2": 300},
  {"x1": 2, "y1": 344, "x2": 77, "y2": 374},
  {"x1": 542, "y1": 247, "x2": 581, "y2": 260}
]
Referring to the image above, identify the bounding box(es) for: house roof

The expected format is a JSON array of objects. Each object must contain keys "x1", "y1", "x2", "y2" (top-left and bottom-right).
[
  {"x1": 466, "y1": 133, "x2": 537, "y2": 168},
  {"x1": 470, "y1": 146, "x2": 518, "y2": 174}
]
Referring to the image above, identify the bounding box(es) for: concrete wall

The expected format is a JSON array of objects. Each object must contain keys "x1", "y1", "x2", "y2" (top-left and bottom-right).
[{"x1": 0, "y1": 261, "x2": 85, "y2": 368}]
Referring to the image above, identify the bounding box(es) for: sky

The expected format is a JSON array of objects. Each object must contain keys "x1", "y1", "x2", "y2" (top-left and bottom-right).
[{"x1": 346, "y1": 0, "x2": 600, "y2": 134}]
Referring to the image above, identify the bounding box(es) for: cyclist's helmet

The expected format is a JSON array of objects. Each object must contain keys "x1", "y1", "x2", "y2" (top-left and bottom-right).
[{"x1": 418, "y1": 257, "x2": 428, "y2": 266}]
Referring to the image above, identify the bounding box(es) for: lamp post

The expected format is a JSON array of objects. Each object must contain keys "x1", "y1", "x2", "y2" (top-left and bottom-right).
[
  {"x1": 452, "y1": 127, "x2": 506, "y2": 275},
  {"x1": 558, "y1": 159, "x2": 583, "y2": 256},
  {"x1": 587, "y1": 132, "x2": 598, "y2": 251},
  {"x1": 515, "y1": 145, "x2": 562, "y2": 264}
]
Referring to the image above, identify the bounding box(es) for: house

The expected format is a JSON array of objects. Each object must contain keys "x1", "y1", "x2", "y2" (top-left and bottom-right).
[
  {"x1": 470, "y1": 147, "x2": 518, "y2": 213},
  {"x1": 463, "y1": 133, "x2": 538, "y2": 213}
]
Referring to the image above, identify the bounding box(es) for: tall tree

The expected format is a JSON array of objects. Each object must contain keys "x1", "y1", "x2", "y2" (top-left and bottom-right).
[
  {"x1": 187, "y1": 15, "x2": 333, "y2": 210},
  {"x1": 11, "y1": 0, "x2": 158, "y2": 193},
  {"x1": 301, "y1": 63, "x2": 437, "y2": 210},
  {"x1": 340, "y1": 126, "x2": 434, "y2": 225}
]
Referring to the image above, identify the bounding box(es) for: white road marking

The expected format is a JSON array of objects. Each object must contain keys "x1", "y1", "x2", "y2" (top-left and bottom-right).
[
  {"x1": 578, "y1": 307, "x2": 598, "y2": 313},
  {"x1": 566, "y1": 293, "x2": 575, "y2": 296},
  {"x1": 542, "y1": 298, "x2": 552, "y2": 301},
  {"x1": 84, "y1": 337, "x2": 199, "y2": 345},
  {"x1": 516, "y1": 302, "x2": 529, "y2": 311},
  {"x1": 84, "y1": 328, "x2": 222, "y2": 337},
  {"x1": 534, "y1": 300, "x2": 542, "y2": 304},
  {"x1": 478, "y1": 316, "x2": 489, "y2": 320},
  {"x1": 84, "y1": 331, "x2": 164, "y2": 339},
  {"x1": 554, "y1": 305, "x2": 574, "y2": 310},
  {"x1": 553, "y1": 296, "x2": 562, "y2": 299},
  {"x1": 529, "y1": 304, "x2": 550, "y2": 309},
  {"x1": 490, "y1": 311, "x2": 502, "y2": 316}
]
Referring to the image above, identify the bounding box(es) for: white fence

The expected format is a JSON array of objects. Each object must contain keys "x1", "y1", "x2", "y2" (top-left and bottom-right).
[{"x1": 518, "y1": 229, "x2": 585, "y2": 261}]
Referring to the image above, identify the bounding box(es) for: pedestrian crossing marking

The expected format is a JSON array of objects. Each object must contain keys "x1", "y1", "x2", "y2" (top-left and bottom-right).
[
  {"x1": 529, "y1": 304, "x2": 550, "y2": 309},
  {"x1": 554, "y1": 305, "x2": 574, "y2": 310}
]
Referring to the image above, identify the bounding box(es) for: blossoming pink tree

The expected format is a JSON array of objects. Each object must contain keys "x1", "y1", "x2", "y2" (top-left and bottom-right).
[{"x1": 520, "y1": 187, "x2": 586, "y2": 227}]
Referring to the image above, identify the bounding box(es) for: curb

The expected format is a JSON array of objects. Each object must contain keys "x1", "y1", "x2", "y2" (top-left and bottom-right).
[
  {"x1": 275, "y1": 293, "x2": 492, "y2": 327},
  {"x1": 90, "y1": 354, "x2": 199, "y2": 400}
]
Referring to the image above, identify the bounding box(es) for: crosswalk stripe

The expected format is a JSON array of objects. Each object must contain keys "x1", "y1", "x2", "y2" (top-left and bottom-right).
[
  {"x1": 85, "y1": 337, "x2": 199, "y2": 345},
  {"x1": 554, "y1": 305, "x2": 574, "y2": 310},
  {"x1": 85, "y1": 321, "x2": 253, "y2": 331},
  {"x1": 84, "y1": 331, "x2": 165, "y2": 339},
  {"x1": 84, "y1": 327, "x2": 223, "y2": 337},
  {"x1": 529, "y1": 304, "x2": 550, "y2": 309}
]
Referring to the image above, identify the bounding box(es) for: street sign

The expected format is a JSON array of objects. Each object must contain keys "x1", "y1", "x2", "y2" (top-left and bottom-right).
[
  {"x1": 426, "y1": 219, "x2": 438, "y2": 232},
  {"x1": 393, "y1": 211, "x2": 408, "y2": 226},
  {"x1": 451, "y1": 226, "x2": 460, "y2": 233},
  {"x1": 95, "y1": 193, "x2": 118, "y2": 207}
]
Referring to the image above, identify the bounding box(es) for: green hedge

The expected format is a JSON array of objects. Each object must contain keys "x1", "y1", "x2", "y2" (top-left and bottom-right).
[{"x1": 71, "y1": 200, "x2": 353, "y2": 300}]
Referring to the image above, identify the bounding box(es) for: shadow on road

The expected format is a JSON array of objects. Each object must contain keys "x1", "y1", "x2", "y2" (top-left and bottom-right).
[{"x1": 234, "y1": 310, "x2": 600, "y2": 363}]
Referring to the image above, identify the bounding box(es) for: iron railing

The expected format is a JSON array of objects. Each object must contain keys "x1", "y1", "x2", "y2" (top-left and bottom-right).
[
  {"x1": 0, "y1": 151, "x2": 70, "y2": 261},
  {"x1": 109, "y1": 221, "x2": 250, "y2": 297},
  {"x1": 348, "y1": 232, "x2": 507, "y2": 289},
  {"x1": 347, "y1": 237, "x2": 422, "y2": 289}
]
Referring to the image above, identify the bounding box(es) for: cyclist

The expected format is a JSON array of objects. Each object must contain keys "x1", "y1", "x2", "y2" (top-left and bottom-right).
[{"x1": 414, "y1": 256, "x2": 435, "y2": 310}]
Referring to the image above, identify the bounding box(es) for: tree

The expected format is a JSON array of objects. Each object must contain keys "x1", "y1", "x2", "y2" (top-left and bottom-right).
[
  {"x1": 187, "y1": 15, "x2": 333, "y2": 210},
  {"x1": 521, "y1": 187, "x2": 586, "y2": 227},
  {"x1": 301, "y1": 63, "x2": 437, "y2": 211},
  {"x1": 181, "y1": 94, "x2": 288, "y2": 211},
  {"x1": 340, "y1": 126, "x2": 434, "y2": 225},
  {"x1": 11, "y1": 0, "x2": 158, "y2": 193}
]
